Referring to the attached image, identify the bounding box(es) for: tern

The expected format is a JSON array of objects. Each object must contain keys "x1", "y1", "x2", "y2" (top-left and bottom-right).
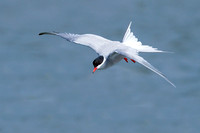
[{"x1": 39, "y1": 22, "x2": 175, "y2": 87}]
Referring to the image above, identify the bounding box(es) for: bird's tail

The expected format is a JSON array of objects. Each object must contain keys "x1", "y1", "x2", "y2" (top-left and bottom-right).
[{"x1": 122, "y1": 22, "x2": 165, "y2": 53}]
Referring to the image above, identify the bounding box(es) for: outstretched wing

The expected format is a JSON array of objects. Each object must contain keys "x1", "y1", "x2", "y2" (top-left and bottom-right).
[
  {"x1": 115, "y1": 47, "x2": 176, "y2": 87},
  {"x1": 39, "y1": 32, "x2": 112, "y2": 54},
  {"x1": 122, "y1": 22, "x2": 164, "y2": 53}
]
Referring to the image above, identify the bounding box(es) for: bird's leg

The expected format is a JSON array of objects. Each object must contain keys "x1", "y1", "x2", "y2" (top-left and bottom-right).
[
  {"x1": 124, "y1": 58, "x2": 128, "y2": 63},
  {"x1": 130, "y1": 59, "x2": 136, "y2": 63}
]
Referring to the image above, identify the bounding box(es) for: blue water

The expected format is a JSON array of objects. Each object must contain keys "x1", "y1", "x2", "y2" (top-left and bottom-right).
[{"x1": 0, "y1": 0, "x2": 200, "y2": 133}]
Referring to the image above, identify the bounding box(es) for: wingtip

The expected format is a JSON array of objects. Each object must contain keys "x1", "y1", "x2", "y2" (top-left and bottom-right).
[
  {"x1": 38, "y1": 32, "x2": 51, "y2": 36},
  {"x1": 170, "y1": 82, "x2": 176, "y2": 88},
  {"x1": 173, "y1": 84, "x2": 176, "y2": 88},
  {"x1": 38, "y1": 32, "x2": 45, "y2": 35},
  {"x1": 38, "y1": 32, "x2": 58, "y2": 36},
  {"x1": 167, "y1": 80, "x2": 176, "y2": 88}
]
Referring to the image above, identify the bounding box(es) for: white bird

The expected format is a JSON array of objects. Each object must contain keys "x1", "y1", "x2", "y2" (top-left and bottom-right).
[{"x1": 39, "y1": 22, "x2": 175, "y2": 87}]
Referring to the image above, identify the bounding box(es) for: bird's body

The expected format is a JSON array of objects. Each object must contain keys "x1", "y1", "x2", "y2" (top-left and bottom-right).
[{"x1": 39, "y1": 22, "x2": 175, "y2": 87}]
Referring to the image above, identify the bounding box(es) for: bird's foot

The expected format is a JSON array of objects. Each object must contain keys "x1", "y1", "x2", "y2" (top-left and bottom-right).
[
  {"x1": 130, "y1": 59, "x2": 136, "y2": 63},
  {"x1": 124, "y1": 58, "x2": 128, "y2": 63}
]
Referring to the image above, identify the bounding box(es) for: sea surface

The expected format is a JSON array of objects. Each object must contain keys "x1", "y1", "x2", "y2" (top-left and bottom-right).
[{"x1": 0, "y1": 0, "x2": 200, "y2": 133}]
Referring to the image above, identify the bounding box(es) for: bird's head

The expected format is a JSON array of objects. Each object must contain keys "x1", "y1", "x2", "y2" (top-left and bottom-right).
[{"x1": 92, "y1": 56, "x2": 105, "y2": 73}]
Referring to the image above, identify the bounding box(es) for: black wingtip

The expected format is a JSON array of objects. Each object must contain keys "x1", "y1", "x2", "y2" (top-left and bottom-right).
[
  {"x1": 38, "y1": 32, "x2": 58, "y2": 36},
  {"x1": 39, "y1": 32, "x2": 47, "y2": 35}
]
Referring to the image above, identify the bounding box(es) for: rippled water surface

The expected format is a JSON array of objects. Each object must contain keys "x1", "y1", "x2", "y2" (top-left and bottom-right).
[{"x1": 0, "y1": 0, "x2": 200, "y2": 133}]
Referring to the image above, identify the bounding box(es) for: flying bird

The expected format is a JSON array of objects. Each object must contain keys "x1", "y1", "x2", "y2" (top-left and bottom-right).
[{"x1": 39, "y1": 22, "x2": 175, "y2": 87}]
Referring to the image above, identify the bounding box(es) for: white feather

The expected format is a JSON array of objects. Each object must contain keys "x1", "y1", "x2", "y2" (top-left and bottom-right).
[
  {"x1": 122, "y1": 22, "x2": 164, "y2": 53},
  {"x1": 39, "y1": 32, "x2": 113, "y2": 55},
  {"x1": 115, "y1": 46, "x2": 176, "y2": 87}
]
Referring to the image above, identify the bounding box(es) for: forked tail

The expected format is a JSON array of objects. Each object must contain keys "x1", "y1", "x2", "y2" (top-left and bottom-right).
[{"x1": 122, "y1": 22, "x2": 165, "y2": 53}]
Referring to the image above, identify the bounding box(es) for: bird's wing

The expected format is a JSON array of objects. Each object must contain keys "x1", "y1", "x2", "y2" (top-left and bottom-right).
[
  {"x1": 122, "y1": 22, "x2": 164, "y2": 53},
  {"x1": 115, "y1": 46, "x2": 176, "y2": 87},
  {"x1": 39, "y1": 32, "x2": 112, "y2": 54}
]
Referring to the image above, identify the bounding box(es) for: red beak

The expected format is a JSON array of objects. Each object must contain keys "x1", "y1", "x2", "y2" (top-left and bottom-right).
[{"x1": 93, "y1": 67, "x2": 97, "y2": 73}]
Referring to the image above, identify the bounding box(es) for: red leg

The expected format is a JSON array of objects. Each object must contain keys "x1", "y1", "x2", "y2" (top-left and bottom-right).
[
  {"x1": 124, "y1": 58, "x2": 128, "y2": 63},
  {"x1": 130, "y1": 59, "x2": 136, "y2": 63}
]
